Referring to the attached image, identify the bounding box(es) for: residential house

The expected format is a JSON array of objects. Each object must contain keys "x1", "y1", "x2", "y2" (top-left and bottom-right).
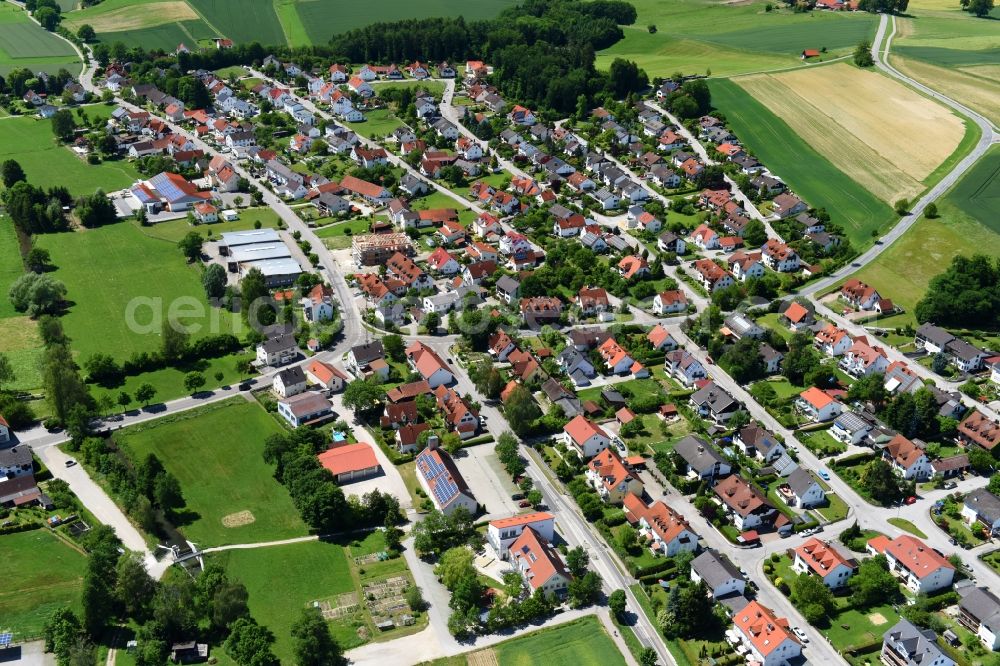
[
  {"x1": 733, "y1": 602, "x2": 802, "y2": 666},
  {"x1": 723, "y1": 313, "x2": 764, "y2": 340},
  {"x1": 759, "y1": 344, "x2": 784, "y2": 375},
  {"x1": 881, "y1": 619, "x2": 954, "y2": 666},
  {"x1": 831, "y1": 411, "x2": 875, "y2": 445},
  {"x1": 962, "y1": 489, "x2": 1000, "y2": 537},
  {"x1": 915, "y1": 324, "x2": 989, "y2": 372},
  {"x1": 840, "y1": 338, "x2": 890, "y2": 377},
  {"x1": 561, "y1": 415, "x2": 611, "y2": 459},
  {"x1": 840, "y1": 279, "x2": 881, "y2": 310},
  {"x1": 797, "y1": 387, "x2": 843, "y2": 422},
  {"x1": 576, "y1": 286, "x2": 610, "y2": 316},
  {"x1": 866, "y1": 534, "x2": 955, "y2": 594},
  {"x1": 665, "y1": 350, "x2": 707, "y2": 386},
  {"x1": 558, "y1": 348, "x2": 596, "y2": 385},
  {"x1": 647, "y1": 324, "x2": 678, "y2": 352},
  {"x1": 623, "y1": 494, "x2": 699, "y2": 556},
  {"x1": 792, "y1": 537, "x2": 857, "y2": 588},
  {"x1": 691, "y1": 549, "x2": 746, "y2": 599},
  {"x1": 957, "y1": 586, "x2": 1000, "y2": 651},
  {"x1": 692, "y1": 259, "x2": 735, "y2": 293},
  {"x1": 884, "y1": 434, "x2": 932, "y2": 481},
  {"x1": 780, "y1": 301, "x2": 814, "y2": 331},
  {"x1": 347, "y1": 341, "x2": 388, "y2": 380},
  {"x1": 690, "y1": 381, "x2": 741, "y2": 423},
  {"x1": 415, "y1": 445, "x2": 477, "y2": 516},
  {"x1": 488, "y1": 331, "x2": 517, "y2": 362},
  {"x1": 771, "y1": 193, "x2": 807, "y2": 218},
  {"x1": 674, "y1": 435, "x2": 731, "y2": 480},
  {"x1": 714, "y1": 474, "x2": 776, "y2": 531},
  {"x1": 495, "y1": 276, "x2": 520, "y2": 305},
  {"x1": 652, "y1": 290, "x2": 688, "y2": 316},
  {"x1": 781, "y1": 467, "x2": 826, "y2": 508},
  {"x1": 509, "y1": 528, "x2": 572, "y2": 598},
  {"x1": 958, "y1": 410, "x2": 1000, "y2": 452},
  {"x1": 487, "y1": 512, "x2": 556, "y2": 557},
  {"x1": 734, "y1": 423, "x2": 784, "y2": 462},
  {"x1": 657, "y1": 231, "x2": 687, "y2": 255},
  {"x1": 305, "y1": 360, "x2": 347, "y2": 393},
  {"x1": 587, "y1": 448, "x2": 643, "y2": 504},
  {"x1": 256, "y1": 334, "x2": 298, "y2": 367},
  {"x1": 520, "y1": 297, "x2": 562, "y2": 328},
  {"x1": 405, "y1": 342, "x2": 454, "y2": 388},
  {"x1": 728, "y1": 251, "x2": 766, "y2": 282},
  {"x1": 815, "y1": 324, "x2": 853, "y2": 357},
  {"x1": 762, "y1": 239, "x2": 800, "y2": 272},
  {"x1": 277, "y1": 392, "x2": 333, "y2": 428},
  {"x1": 273, "y1": 366, "x2": 307, "y2": 398}
]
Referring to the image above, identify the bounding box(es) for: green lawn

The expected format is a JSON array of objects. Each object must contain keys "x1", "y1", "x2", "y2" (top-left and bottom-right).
[
  {"x1": 114, "y1": 398, "x2": 308, "y2": 545},
  {"x1": 815, "y1": 492, "x2": 850, "y2": 523},
  {"x1": 800, "y1": 429, "x2": 847, "y2": 456},
  {"x1": 0, "y1": 215, "x2": 24, "y2": 319},
  {"x1": 888, "y1": 517, "x2": 927, "y2": 539},
  {"x1": 595, "y1": 0, "x2": 876, "y2": 77},
  {"x1": 0, "y1": 3, "x2": 82, "y2": 76},
  {"x1": 847, "y1": 146, "x2": 1000, "y2": 327},
  {"x1": 709, "y1": 77, "x2": 894, "y2": 247},
  {"x1": 0, "y1": 529, "x2": 87, "y2": 640},
  {"x1": 137, "y1": 207, "x2": 281, "y2": 243},
  {"x1": 0, "y1": 112, "x2": 140, "y2": 195},
  {"x1": 36, "y1": 222, "x2": 245, "y2": 363},
  {"x1": 492, "y1": 616, "x2": 626, "y2": 666},
  {"x1": 211, "y1": 539, "x2": 354, "y2": 663},
  {"x1": 317, "y1": 217, "x2": 376, "y2": 250},
  {"x1": 346, "y1": 109, "x2": 407, "y2": 139},
  {"x1": 824, "y1": 603, "x2": 900, "y2": 653},
  {"x1": 0, "y1": 316, "x2": 44, "y2": 391},
  {"x1": 373, "y1": 80, "x2": 446, "y2": 100}
]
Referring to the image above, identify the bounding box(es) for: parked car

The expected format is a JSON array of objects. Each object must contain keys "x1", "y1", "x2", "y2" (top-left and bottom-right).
[
  {"x1": 792, "y1": 627, "x2": 809, "y2": 643},
  {"x1": 511, "y1": 493, "x2": 525, "y2": 501},
  {"x1": 905, "y1": 496, "x2": 918, "y2": 505},
  {"x1": 64, "y1": 459, "x2": 77, "y2": 468},
  {"x1": 818, "y1": 469, "x2": 830, "y2": 481},
  {"x1": 518, "y1": 500, "x2": 532, "y2": 508}
]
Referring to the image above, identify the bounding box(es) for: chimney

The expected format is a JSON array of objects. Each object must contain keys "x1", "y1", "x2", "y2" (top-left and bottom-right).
[{"x1": 427, "y1": 434, "x2": 440, "y2": 450}]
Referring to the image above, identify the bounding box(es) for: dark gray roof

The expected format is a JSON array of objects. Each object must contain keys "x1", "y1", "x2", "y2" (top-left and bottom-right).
[
  {"x1": 350, "y1": 340, "x2": 384, "y2": 365},
  {"x1": 691, "y1": 549, "x2": 743, "y2": 590},
  {"x1": 958, "y1": 587, "x2": 1000, "y2": 633},
  {"x1": 690, "y1": 382, "x2": 739, "y2": 416},
  {"x1": 276, "y1": 366, "x2": 306, "y2": 385},
  {"x1": 945, "y1": 337, "x2": 986, "y2": 362},
  {"x1": 834, "y1": 411, "x2": 873, "y2": 433},
  {"x1": 737, "y1": 424, "x2": 780, "y2": 455},
  {"x1": 964, "y1": 488, "x2": 1000, "y2": 525},
  {"x1": 916, "y1": 323, "x2": 955, "y2": 349},
  {"x1": 495, "y1": 276, "x2": 520, "y2": 294},
  {"x1": 0, "y1": 445, "x2": 32, "y2": 468},
  {"x1": 674, "y1": 435, "x2": 726, "y2": 471},
  {"x1": 261, "y1": 333, "x2": 296, "y2": 354},
  {"x1": 786, "y1": 467, "x2": 819, "y2": 496},
  {"x1": 758, "y1": 343, "x2": 783, "y2": 364},
  {"x1": 882, "y1": 618, "x2": 947, "y2": 666}
]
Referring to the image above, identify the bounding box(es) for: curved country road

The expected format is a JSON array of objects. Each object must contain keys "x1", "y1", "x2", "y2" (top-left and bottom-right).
[{"x1": 801, "y1": 13, "x2": 998, "y2": 298}]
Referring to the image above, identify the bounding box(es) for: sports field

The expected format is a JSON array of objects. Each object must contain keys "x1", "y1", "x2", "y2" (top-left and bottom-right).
[
  {"x1": 35, "y1": 222, "x2": 245, "y2": 362},
  {"x1": 733, "y1": 63, "x2": 965, "y2": 202},
  {"x1": 0, "y1": 529, "x2": 86, "y2": 640},
  {"x1": 115, "y1": 398, "x2": 308, "y2": 545},
  {"x1": 0, "y1": 113, "x2": 140, "y2": 196},
  {"x1": 848, "y1": 146, "x2": 1000, "y2": 326},
  {"x1": 709, "y1": 78, "x2": 893, "y2": 246},
  {"x1": 0, "y1": 3, "x2": 81, "y2": 76},
  {"x1": 595, "y1": 0, "x2": 877, "y2": 77}
]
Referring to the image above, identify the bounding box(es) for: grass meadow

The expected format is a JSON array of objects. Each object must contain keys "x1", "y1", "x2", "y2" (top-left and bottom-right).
[
  {"x1": 0, "y1": 530, "x2": 87, "y2": 640},
  {"x1": 0, "y1": 113, "x2": 140, "y2": 196},
  {"x1": 847, "y1": 146, "x2": 1000, "y2": 327},
  {"x1": 709, "y1": 78, "x2": 893, "y2": 246},
  {"x1": 114, "y1": 398, "x2": 308, "y2": 545},
  {"x1": 595, "y1": 0, "x2": 876, "y2": 77},
  {"x1": 492, "y1": 616, "x2": 626, "y2": 665},
  {"x1": 36, "y1": 221, "x2": 245, "y2": 363},
  {"x1": 0, "y1": 3, "x2": 81, "y2": 76}
]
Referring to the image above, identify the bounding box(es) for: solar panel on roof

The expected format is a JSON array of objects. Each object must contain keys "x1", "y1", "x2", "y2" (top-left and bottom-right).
[{"x1": 0, "y1": 632, "x2": 13, "y2": 648}]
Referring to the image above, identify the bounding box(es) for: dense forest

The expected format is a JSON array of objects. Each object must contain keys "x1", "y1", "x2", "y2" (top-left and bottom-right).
[{"x1": 87, "y1": 0, "x2": 646, "y2": 117}]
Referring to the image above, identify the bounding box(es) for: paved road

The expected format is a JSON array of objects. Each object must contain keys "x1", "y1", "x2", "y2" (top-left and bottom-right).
[{"x1": 800, "y1": 13, "x2": 998, "y2": 298}]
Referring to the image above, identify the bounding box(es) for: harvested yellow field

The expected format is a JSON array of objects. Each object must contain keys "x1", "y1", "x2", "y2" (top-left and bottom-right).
[
  {"x1": 736, "y1": 63, "x2": 964, "y2": 202},
  {"x1": 892, "y1": 56, "x2": 1000, "y2": 128},
  {"x1": 67, "y1": 1, "x2": 198, "y2": 32}
]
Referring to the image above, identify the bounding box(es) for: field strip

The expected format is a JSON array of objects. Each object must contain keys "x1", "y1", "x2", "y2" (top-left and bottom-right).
[
  {"x1": 737, "y1": 74, "x2": 922, "y2": 202},
  {"x1": 721, "y1": 55, "x2": 850, "y2": 79},
  {"x1": 890, "y1": 55, "x2": 1000, "y2": 128},
  {"x1": 772, "y1": 64, "x2": 965, "y2": 180},
  {"x1": 63, "y1": 1, "x2": 198, "y2": 32},
  {"x1": 182, "y1": 0, "x2": 228, "y2": 41}
]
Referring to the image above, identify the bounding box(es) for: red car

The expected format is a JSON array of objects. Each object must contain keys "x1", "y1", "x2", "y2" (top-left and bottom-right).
[
  {"x1": 904, "y1": 496, "x2": 917, "y2": 505},
  {"x1": 518, "y1": 500, "x2": 532, "y2": 508}
]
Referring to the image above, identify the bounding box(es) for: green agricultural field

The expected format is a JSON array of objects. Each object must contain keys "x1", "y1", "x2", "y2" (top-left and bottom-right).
[
  {"x1": 295, "y1": 0, "x2": 519, "y2": 45},
  {"x1": 848, "y1": 146, "x2": 1000, "y2": 326},
  {"x1": 0, "y1": 3, "x2": 81, "y2": 76},
  {"x1": 0, "y1": 529, "x2": 87, "y2": 640},
  {"x1": 709, "y1": 78, "x2": 893, "y2": 246},
  {"x1": 491, "y1": 616, "x2": 626, "y2": 666},
  {"x1": 35, "y1": 222, "x2": 245, "y2": 363},
  {"x1": 187, "y1": 0, "x2": 286, "y2": 47},
  {"x1": 95, "y1": 20, "x2": 216, "y2": 51},
  {"x1": 115, "y1": 398, "x2": 308, "y2": 545},
  {"x1": 0, "y1": 113, "x2": 140, "y2": 196},
  {"x1": 595, "y1": 0, "x2": 877, "y2": 77}
]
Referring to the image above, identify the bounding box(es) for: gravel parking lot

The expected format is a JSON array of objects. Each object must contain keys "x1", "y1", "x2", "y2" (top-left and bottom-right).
[{"x1": 453, "y1": 444, "x2": 520, "y2": 521}]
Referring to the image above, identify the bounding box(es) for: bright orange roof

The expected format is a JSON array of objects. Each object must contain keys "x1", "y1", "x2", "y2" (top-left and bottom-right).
[
  {"x1": 563, "y1": 415, "x2": 607, "y2": 447},
  {"x1": 784, "y1": 301, "x2": 808, "y2": 323},
  {"x1": 317, "y1": 444, "x2": 378, "y2": 476},
  {"x1": 489, "y1": 512, "x2": 554, "y2": 529},
  {"x1": 795, "y1": 538, "x2": 856, "y2": 577},
  {"x1": 733, "y1": 601, "x2": 796, "y2": 656},
  {"x1": 876, "y1": 535, "x2": 954, "y2": 579},
  {"x1": 799, "y1": 386, "x2": 835, "y2": 410}
]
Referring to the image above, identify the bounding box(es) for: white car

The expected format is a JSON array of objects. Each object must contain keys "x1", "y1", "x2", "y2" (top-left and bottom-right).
[{"x1": 792, "y1": 627, "x2": 809, "y2": 643}]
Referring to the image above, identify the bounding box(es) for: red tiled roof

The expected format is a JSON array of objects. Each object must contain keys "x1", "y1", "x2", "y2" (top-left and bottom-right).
[{"x1": 317, "y1": 443, "x2": 379, "y2": 476}]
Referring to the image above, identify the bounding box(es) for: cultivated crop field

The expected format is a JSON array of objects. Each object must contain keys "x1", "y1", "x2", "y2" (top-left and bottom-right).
[
  {"x1": 0, "y1": 3, "x2": 81, "y2": 76},
  {"x1": 848, "y1": 146, "x2": 1000, "y2": 326},
  {"x1": 0, "y1": 529, "x2": 87, "y2": 640},
  {"x1": 115, "y1": 399, "x2": 308, "y2": 545},
  {"x1": 35, "y1": 221, "x2": 245, "y2": 362},
  {"x1": 734, "y1": 63, "x2": 966, "y2": 202},
  {"x1": 891, "y1": 56, "x2": 1000, "y2": 128},
  {"x1": 595, "y1": 0, "x2": 877, "y2": 77},
  {"x1": 709, "y1": 78, "x2": 893, "y2": 246},
  {"x1": 0, "y1": 113, "x2": 140, "y2": 195},
  {"x1": 187, "y1": 0, "x2": 287, "y2": 47}
]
